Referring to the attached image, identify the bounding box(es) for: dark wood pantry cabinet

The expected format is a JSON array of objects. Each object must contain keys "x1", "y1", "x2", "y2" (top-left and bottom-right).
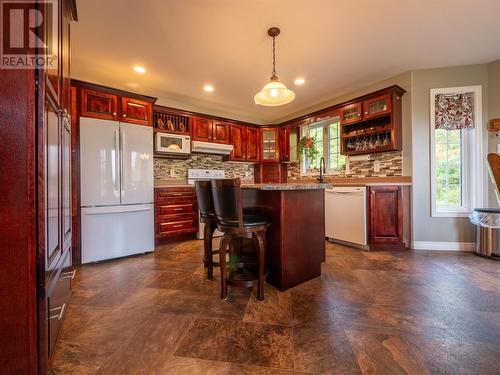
[{"x1": 0, "y1": 0, "x2": 78, "y2": 373}]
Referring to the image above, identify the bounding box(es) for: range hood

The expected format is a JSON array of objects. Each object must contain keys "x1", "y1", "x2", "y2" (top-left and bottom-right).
[{"x1": 191, "y1": 141, "x2": 233, "y2": 155}]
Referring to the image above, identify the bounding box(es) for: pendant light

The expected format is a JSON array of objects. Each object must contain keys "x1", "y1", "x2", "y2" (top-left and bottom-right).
[{"x1": 254, "y1": 27, "x2": 295, "y2": 106}]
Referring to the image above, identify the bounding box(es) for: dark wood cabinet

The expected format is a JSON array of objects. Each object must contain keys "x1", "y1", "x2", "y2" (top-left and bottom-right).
[
  {"x1": 121, "y1": 97, "x2": 153, "y2": 126},
  {"x1": 368, "y1": 185, "x2": 411, "y2": 250},
  {"x1": 363, "y1": 94, "x2": 392, "y2": 119},
  {"x1": 80, "y1": 88, "x2": 118, "y2": 120},
  {"x1": 246, "y1": 127, "x2": 260, "y2": 162},
  {"x1": 155, "y1": 187, "x2": 198, "y2": 243},
  {"x1": 229, "y1": 124, "x2": 247, "y2": 161},
  {"x1": 254, "y1": 163, "x2": 288, "y2": 183},
  {"x1": 340, "y1": 102, "x2": 363, "y2": 125},
  {"x1": 192, "y1": 118, "x2": 230, "y2": 144},
  {"x1": 192, "y1": 117, "x2": 213, "y2": 142},
  {"x1": 212, "y1": 121, "x2": 230, "y2": 144},
  {"x1": 279, "y1": 126, "x2": 290, "y2": 162}
]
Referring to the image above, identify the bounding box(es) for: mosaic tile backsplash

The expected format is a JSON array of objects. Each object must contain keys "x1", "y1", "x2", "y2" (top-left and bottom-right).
[
  {"x1": 155, "y1": 151, "x2": 402, "y2": 182},
  {"x1": 154, "y1": 155, "x2": 254, "y2": 180},
  {"x1": 288, "y1": 151, "x2": 403, "y2": 179}
]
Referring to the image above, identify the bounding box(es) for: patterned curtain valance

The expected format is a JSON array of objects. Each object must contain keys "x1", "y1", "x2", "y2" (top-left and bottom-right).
[{"x1": 435, "y1": 92, "x2": 474, "y2": 130}]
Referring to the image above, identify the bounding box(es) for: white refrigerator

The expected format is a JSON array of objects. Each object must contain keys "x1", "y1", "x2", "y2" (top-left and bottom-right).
[{"x1": 80, "y1": 117, "x2": 154, "y2": 263}]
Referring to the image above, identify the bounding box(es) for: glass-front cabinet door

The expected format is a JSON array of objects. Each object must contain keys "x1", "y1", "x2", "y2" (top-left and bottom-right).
[
  {"x1": 340, "y1": 103, "x2": 363, "y2": 125},
  {"x1": 261, "y1": 128, "x2": 279, "y2": 162},
  {"x1": 363, "y1": 94, "x2": 392, "y2": 119}
]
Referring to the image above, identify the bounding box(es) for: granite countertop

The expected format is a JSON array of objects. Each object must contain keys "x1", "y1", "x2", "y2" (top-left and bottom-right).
[
  {"x1": 289, "y1": 176, "x2": 412, "y2": 187},
  {"x1": 241, "y1": 183, "x2": 333, "y2": 190}
]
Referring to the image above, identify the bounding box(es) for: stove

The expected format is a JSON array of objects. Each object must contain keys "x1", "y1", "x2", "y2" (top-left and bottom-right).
[{"x1": 187, "y1": 169, "x2": 225, "y2": 239}]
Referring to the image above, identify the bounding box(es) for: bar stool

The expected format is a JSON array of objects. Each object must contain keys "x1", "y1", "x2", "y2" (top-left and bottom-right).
[
  {"x1": 194, "y1": 180, "x2": 219, "y2": 280},
  {"x1": 211, "y1": 178, "x2": 269, "y2": 301}
]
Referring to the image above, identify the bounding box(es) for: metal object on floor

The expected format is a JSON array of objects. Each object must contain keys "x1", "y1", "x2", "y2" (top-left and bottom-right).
[{"x1": 470, "y1": 208, "x2": 500, "y2": 260}]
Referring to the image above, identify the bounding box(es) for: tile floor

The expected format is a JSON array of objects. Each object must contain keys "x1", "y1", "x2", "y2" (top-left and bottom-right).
[{"x1": 50, "y1": 240, "x2": 500, "y2": 374}]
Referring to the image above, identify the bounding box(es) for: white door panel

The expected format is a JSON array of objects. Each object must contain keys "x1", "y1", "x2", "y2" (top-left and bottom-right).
[
  {"x1": 80, "y1": 117, "x2": 120, "y2": 206},
  {"x1": 81, "y1": 204, "x2": 154, "y2": 263},
  {"x1": 120, "y1": 123, "x2": 153, "y2": 205}
]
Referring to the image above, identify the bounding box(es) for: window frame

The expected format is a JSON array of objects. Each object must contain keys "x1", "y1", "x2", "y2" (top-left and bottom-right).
[
  {"x1": 300, "y1": 116, "x2": 344, "y2": 176},
  {"x1": 430, "y1": 86, "x2": 483, "y2": 218}
]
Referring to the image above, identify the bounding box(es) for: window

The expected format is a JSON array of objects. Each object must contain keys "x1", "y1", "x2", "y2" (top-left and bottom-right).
[
  {"x1": 302, "y1": 117, "x2": 345, "y2": 174},
  {"x1": 430, "y1": 86, "x2": 483, "y2": 217}
]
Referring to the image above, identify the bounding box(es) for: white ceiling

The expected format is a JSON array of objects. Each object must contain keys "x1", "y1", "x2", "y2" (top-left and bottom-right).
[{"x1": 71, "y1": 0, "x2": 500, "y2": 124}]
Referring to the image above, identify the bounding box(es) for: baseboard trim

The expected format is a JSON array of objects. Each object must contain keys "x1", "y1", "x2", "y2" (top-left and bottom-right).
[{"x1": 412, "y1": 241, "x2": 475, "y2": 252}]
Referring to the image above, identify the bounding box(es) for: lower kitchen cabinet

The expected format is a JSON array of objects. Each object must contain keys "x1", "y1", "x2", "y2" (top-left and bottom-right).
[
  {"x1": 155, "y1": 187, "x2": 198, "y2": 243},
  {"x1": 367, "y1": 185, "x2": 411, "y2": 250}
]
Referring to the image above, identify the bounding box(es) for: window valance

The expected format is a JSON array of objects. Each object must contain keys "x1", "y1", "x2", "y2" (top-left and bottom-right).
[{"x1": 435, "y1": 93, "x2": 474, "y2": 130}]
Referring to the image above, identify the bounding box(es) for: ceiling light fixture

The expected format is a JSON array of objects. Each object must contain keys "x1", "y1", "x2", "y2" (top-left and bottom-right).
[
  {"x1": 133, "y1": 66, "x2": 146, "y2": 74},
  {"x1": 294, "y1": 78, "x2": 305, "y2": 85},
  {"x1": 203, "y1": 84, "x2": 214, "y2": 92},
  {"x1": 254, "y1": 27, "x2": 295, "y2": 106}
]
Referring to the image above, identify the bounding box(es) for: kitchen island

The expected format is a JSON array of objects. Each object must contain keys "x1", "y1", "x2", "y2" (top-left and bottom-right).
[{"x1": 241, "y1": 183, "x2": 332, "y2": 290}]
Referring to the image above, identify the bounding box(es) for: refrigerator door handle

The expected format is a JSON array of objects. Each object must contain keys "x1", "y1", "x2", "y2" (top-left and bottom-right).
[
  {"x1": 84, "y1": 207, "x2": 152, "y2": 215},
  {"x1": 114, "y1": 129, "x2": 120, "y2": 194},
  {"x1": 119, "y1": 127, "x2": 124, "y2": 199}
]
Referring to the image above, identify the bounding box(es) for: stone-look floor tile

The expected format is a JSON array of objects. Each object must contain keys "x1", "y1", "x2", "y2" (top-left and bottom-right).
[
  {"x1": 50, "y1": 340, "x2": 115, "y2": 375},
  {"x1": 345, "y1": 330, "x2": 430, "y2": 375},
  {"x1": 243, "y1": 285, "x2": 292, "y2": 326},
  {"x1": 175, "y1": 318, "x2": 294, "y2": 369},
  {"x1": 161, "y1": 356, "x2": 230, "y2": 375},
  {"x1": 293, "y1": 322, "x2": 361, "y2": 374},
  {"x1": 228, "y1": 363, "x2": 314, "y2": 374},
  {"x1": 96, "y1": 313, "x2": 195, "y2": 374},
  {"x1": 146, "y1": 269, "x2": 220, "y2": 294}
]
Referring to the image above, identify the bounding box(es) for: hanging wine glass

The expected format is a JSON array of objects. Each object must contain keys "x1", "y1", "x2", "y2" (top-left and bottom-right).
[{"x1": 375, "y1": 133, "x2": 382, "y2": 148}]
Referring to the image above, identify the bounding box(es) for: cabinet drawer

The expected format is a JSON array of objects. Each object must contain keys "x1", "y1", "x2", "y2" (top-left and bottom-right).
[
  {"x1": 159, "y1": 219, "x2": 196, "y2": 234},
  {"x1": 156, "y1": 189, "x2": 194, "y2": 199},
  {"x1": 47, "y1": 250, "x2": 72, "y2": 356},
  {"x1": 158, "y1": 203, "x2": 195, "y2": 215}
]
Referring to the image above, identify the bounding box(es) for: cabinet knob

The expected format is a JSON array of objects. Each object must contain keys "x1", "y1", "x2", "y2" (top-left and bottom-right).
[
  {"x1": 365, "y1": 111, "x2": 368, "y2": 114},
  {"x1": 113, "y1": 112, "x2": 117, "y2": 116},
  {"x1": 123, "y1": 114, "x2": 127, "y2": 117}
]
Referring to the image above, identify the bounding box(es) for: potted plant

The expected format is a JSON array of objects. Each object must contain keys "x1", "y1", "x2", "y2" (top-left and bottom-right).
[{"x1": 297, "y1": 134, "x2": 319, "y2": 163}]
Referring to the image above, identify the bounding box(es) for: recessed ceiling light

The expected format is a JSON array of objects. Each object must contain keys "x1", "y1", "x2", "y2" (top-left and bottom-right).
[
  {"x1": 133, "y1": 66, "x2": 146, "y2": 74},
  {"x1": 294, "y1": 78, "x2": 305, "y2": 85},
  {"x1": 203, "y1": 84, "x2": 214, "y2": 92}
]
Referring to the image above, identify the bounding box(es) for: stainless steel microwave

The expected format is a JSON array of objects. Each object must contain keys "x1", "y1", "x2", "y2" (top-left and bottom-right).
[{"x1": 154, "y1": 133, "x2": 191, "y2": 155}]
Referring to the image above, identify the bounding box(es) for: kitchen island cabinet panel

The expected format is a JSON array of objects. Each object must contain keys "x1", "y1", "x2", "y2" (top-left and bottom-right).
[{"x1": 242, "y1": 185, "x2": 326, "y2": 290}]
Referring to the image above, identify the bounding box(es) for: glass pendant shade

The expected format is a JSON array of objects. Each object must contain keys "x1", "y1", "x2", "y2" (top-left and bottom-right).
[{"x1": 254, "y1": 77, "x2": 295, "y2": 106}]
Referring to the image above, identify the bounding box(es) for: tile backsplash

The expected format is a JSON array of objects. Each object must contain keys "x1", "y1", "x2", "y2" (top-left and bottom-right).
[
  {"x1": 154, "y1": 155, "x2": 254, "y2": 181},
  {"x1": 155, "y1": 151, "x2": 402, "y2": 182},
  {"x1": 288, "y1": 151, "x2": 403, "y2": 179}
]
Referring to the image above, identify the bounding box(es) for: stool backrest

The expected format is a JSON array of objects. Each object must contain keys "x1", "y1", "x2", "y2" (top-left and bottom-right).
[
  {"x1": 195, "y1": 180, "x2": 215, "y2": 219},
  {"x1": 488, "y1": 153, "x2": 500, "y2": 205},
  {"x1": 211, "y1": 178, "x2": 243, "y2": 229}
]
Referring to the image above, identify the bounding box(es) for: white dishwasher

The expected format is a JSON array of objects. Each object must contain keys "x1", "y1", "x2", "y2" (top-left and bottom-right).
[{"x1": 325, "y1": 186, "x2": 367, "y2": 249}]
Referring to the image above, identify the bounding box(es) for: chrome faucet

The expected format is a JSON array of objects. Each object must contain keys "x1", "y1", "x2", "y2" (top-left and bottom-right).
[{"x1": 318, "y1": 156, "x2": 326, "y2": 183}]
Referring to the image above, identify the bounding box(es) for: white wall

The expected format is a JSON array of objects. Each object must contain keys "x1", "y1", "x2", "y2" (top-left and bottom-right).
[{"x1": 487, "y1": 60, "x2": 500, "y2": 207}]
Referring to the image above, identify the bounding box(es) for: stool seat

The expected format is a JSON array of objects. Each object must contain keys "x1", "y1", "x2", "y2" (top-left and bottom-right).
[{"x1": 221, "y1": 214, "x2": 268, "y2": 228}]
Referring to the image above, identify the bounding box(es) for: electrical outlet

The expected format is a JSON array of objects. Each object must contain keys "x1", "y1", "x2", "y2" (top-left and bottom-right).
[
  {"x1": 170, "y1": 166, "x2": 176, "y2": 178},
  {"x1": 373, "y1": 160, "x2": 381, "y2": 173},
  {"x1": 497, "y1": 144, "x2": 500, "y2": 154}
]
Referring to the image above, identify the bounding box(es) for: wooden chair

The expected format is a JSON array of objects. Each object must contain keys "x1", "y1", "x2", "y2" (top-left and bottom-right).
[
  {"x1": 194, "y1": 180, "x2": 219, "y2": 280},
  {"x1": 211, "y1": 178, "x2": 269, "y2": 301}
]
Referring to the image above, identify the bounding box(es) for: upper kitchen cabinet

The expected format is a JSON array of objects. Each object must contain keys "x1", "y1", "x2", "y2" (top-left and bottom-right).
[
  {"x1": 340, "y1": 102, "x2": 363, "y2": 125},
  {"x1": 212, "y1": 121, "x2": 230, "y2": 144},
  {"x1": 192, "y1": 118, "x2": 230, "y2": 144},
  {"x1": 246, "y1": 127, "x2": 260, "y2": 162},
  {"x1": 121, "y1": 97, "x2": 153, "y2": 126},
  {"x1": 261, "y1": 128, "x2": 280, "y2": 162},
  {"x1": 76, "y1": 81, "x2": 156, "y2": 125},
  {"x1": 228, "y1": 124, "x2": 246, "y2": 161},
  {"x1": 363, "y1": 94, "x2": 392, "y2": 120},
  {"x1": 192, "y1": 117, "x2": 213, "y2": 142},
  {"x1": 80, "y1": 88, "x2": 118, "y2": 121},
  {"x1": 340, "y1": 85, "x2": 405, "y2": 156},
  {"x1": 226, "y1": 124, "x2": 260, "y2": 162},
  {"x1": 279, "y1": 126, "x2": 290, "y2": 162}
]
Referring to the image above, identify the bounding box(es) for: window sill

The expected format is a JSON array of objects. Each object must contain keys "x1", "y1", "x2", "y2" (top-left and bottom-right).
[{"x1": 431, "y1": 210, "x2": 473, "y2": 218}]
